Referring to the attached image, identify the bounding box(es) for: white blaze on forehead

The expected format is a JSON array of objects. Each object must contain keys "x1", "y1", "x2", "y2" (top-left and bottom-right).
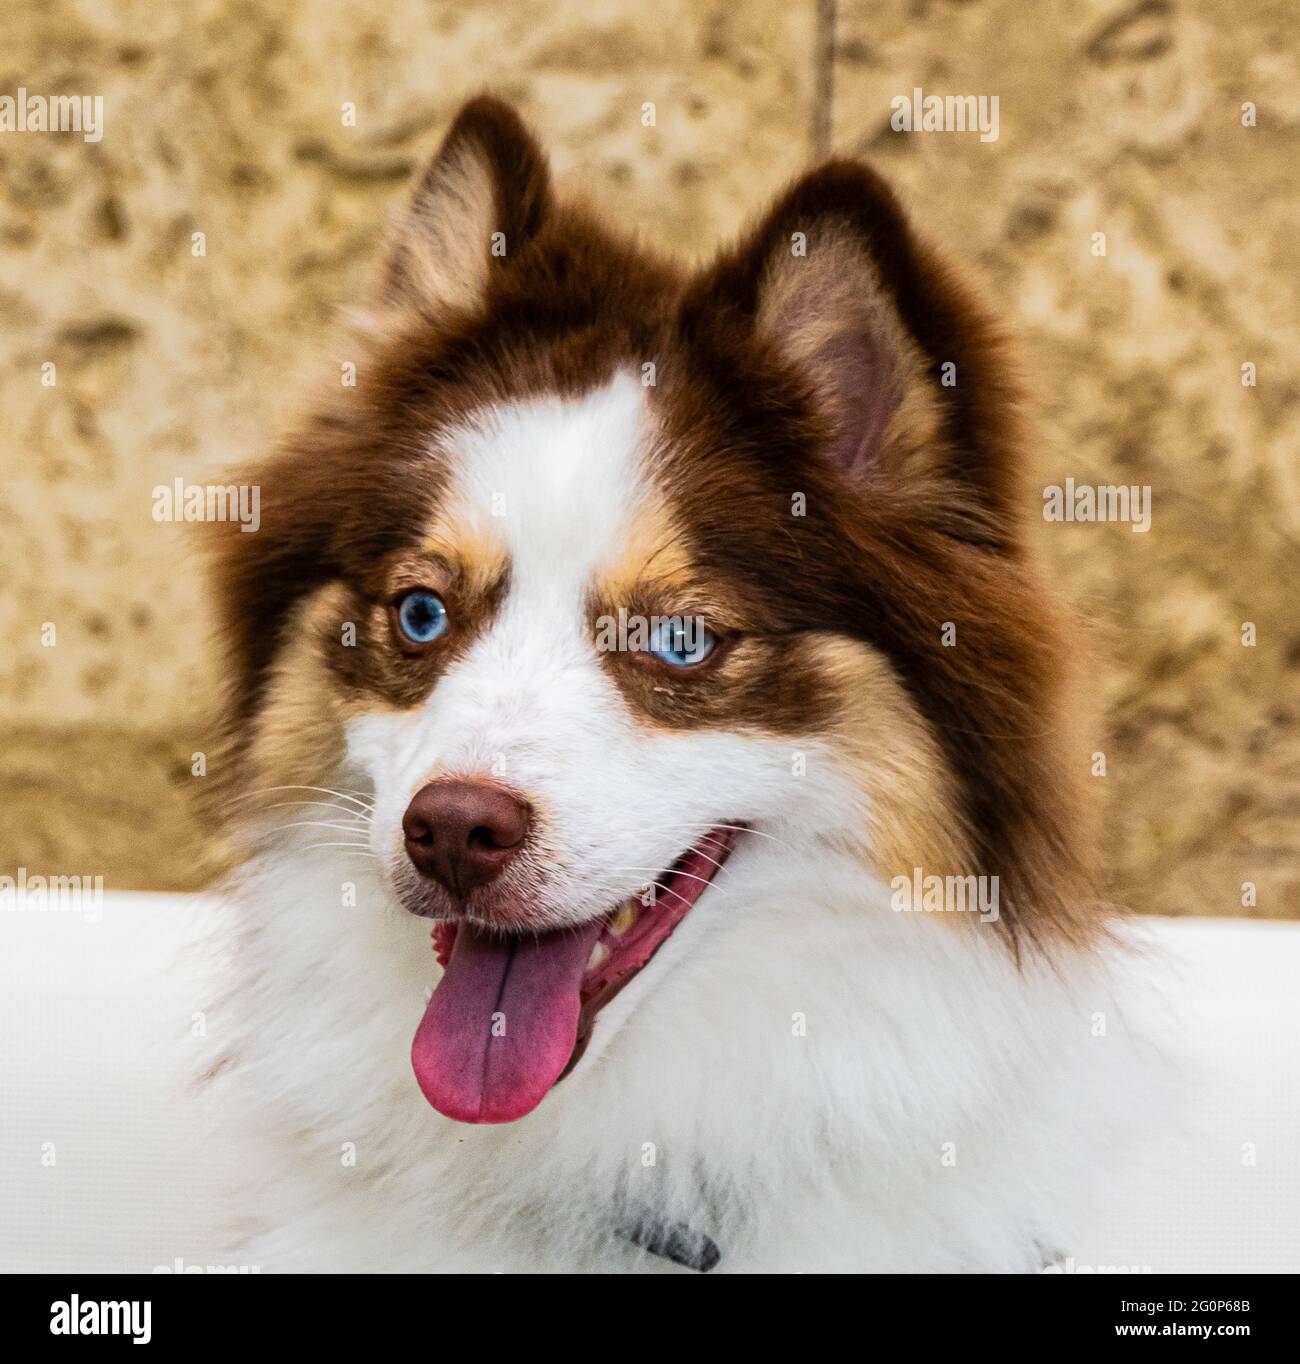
[
  {"x1": 350, "y1": 367, "x2": 826, "y2": 937},
  {"x1": 436, "y1": 370, "x2": 652, "y2": 594},
  {"x1": 348, "y1": 367, "x2": 687, "y2": 918}
]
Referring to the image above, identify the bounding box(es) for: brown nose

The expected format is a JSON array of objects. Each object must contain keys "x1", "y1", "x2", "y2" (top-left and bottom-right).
[{"x1": 402, "y1": 780, "x2": 531, "y2": 899}]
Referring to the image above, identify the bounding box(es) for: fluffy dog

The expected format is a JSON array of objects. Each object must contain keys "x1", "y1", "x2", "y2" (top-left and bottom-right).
[{"x1": 204, "y1": 96, "x2": 1149, "y2": 1272}]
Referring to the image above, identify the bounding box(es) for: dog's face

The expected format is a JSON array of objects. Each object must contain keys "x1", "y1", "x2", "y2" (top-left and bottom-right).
[{"x1": 213, "y1": 98, "x2": 1092, "y2": 1125}]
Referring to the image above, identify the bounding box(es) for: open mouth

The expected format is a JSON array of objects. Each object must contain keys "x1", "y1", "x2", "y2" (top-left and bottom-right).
[{"x1": 410, "y1": 826, "x2": 739, "y2": 1124}]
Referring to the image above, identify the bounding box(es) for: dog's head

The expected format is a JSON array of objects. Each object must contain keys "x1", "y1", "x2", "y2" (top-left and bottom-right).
[{"x1": 211, "y1": 97, "x2": 1095, "y2": 1124}]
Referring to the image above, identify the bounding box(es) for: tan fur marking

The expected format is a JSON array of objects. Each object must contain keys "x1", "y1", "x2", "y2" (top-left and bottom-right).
[
  {"x1": 811, "y1": 635, "x2": 972, "y2": 897},
  {"x1": 419, "y1": 505, "x2": 509, "y2": 602},
  {"x1": 592, "y1": 482, "x2": 696, "y2": 606},
  {"x1": 244, "y1": 586, "x2": 366, "y2": 801}
]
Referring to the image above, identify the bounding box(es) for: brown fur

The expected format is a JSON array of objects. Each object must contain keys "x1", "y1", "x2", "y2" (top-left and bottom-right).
[{"x1": 209, "y1": 95, "x2": 1099, "y2": 953}]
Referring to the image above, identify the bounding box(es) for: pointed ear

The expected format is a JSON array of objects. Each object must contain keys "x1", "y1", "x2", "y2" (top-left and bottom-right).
[
  {"x1": 378, "y1": 95, "x2": 552, "y2": 318},
  {"x1": 683, "y1": 163, "x2": 1020, "y2": 549}
]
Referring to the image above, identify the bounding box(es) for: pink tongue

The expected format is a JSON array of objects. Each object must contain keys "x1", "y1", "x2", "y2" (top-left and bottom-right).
[{"x1": 411, "y1": 916, "x2": 606, "y2": 1124}]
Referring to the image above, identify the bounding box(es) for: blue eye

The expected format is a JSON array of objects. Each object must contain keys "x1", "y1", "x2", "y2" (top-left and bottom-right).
[
  {"x1": 395, "y1": 589, "x2": 449, "y2": 646},
  {"x1": 647, "y1": 616, "x2": 716, "y2": 668}
]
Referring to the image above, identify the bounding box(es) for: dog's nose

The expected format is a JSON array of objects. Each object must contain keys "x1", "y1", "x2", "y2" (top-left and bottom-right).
[{"x1": 402, "y1": 780, "x2": 531, "y2": 898}]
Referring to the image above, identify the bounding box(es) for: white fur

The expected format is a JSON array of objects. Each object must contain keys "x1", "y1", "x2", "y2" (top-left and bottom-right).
[
  {"x1": 210, "y1": 377, "x2": 1161, "y2": 1272},
  {"x1": 352, "y1": 372, "x2": 807, "y2": 934}
]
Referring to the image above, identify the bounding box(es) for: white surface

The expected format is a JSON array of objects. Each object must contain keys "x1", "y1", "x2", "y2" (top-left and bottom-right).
[
  {"x1": 0, "y1": 892, "x2": 224, "y2": 1273},
  {"x1": 1074, "y1": 916, "x2": 1300, "y2": 1273},
  {"x1": 0, "y1": 894, "x2": 1297, "y2": 1272}
]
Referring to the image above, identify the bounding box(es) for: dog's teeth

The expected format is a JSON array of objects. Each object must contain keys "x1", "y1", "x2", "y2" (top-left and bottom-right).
[
  {"x1": 587, "y1": 941, "x2": 609, "y2": 971},
  {"x1": 608, "y1": 900, "x2": 639, "y2": 937}
]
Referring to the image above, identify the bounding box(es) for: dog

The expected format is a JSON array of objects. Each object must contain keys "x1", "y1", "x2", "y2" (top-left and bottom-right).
[{"x1": 203, "y1": 95, "x2": 1154, "y2": 1272}]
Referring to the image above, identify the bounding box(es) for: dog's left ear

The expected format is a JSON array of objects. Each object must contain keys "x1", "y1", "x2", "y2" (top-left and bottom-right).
[
  {"x1": 682, "y1": 163, "x2": 1020, "y2": 549},
  {"x1": 378, "y1": 94, "x2": 553, "y2": 318}
]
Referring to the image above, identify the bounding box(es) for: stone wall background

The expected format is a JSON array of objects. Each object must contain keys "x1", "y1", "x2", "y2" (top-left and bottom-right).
[{"x1": 1, "y1": 0, "x2": 1296, "y2": 916}]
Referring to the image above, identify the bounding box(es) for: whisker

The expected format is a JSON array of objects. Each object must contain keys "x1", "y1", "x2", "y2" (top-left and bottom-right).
[
  {"x1": 270, "y1": 820, "x2": 377, "y2": 836},
  {"x1": 624, "y1": 820, "x2": 800, "y2": 858},
  {"x1": 627, "y1": 843, "x2": 733, "y2": 876},
  {"x1": 261, "y1": 800, "x2": 373, "y2": 822},
  {"x1": 713, "y1": 822, "x2": 796, "y2": 852},
  {"x1": 244, "y1": 785, "x2": 375, "y2": 814},
  {"x1": 602, "y1": 866, "x2": 733, "y2": 892},
  {"x1": 603, "y1": 876, "x2": 737, "y2": 909}
]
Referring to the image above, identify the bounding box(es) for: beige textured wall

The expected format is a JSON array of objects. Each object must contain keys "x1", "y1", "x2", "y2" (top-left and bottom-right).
[{"x1": 1, "y1": 0, "x2": 1296, "y2": 914}]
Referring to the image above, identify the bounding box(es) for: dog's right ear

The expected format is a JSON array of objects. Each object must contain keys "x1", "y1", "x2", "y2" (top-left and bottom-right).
[{"x1": 378, "y1": 95, "x2": 552, "y2": 318}]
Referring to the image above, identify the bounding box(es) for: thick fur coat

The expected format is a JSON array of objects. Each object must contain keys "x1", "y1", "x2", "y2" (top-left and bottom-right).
[{"x1": 203, "y1": 97, "x2": 1154, "y2": 1272}]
